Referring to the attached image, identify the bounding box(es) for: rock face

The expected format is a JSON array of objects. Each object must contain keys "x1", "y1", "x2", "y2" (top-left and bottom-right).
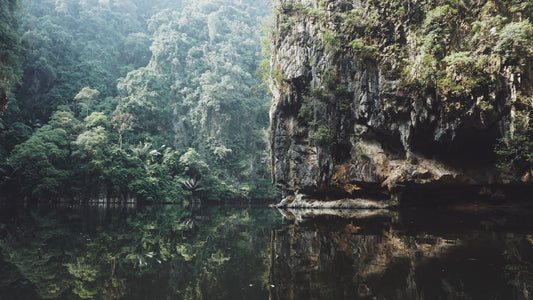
[{"x1": 268, "y1": 0, "x2": 533, "y2": 205}]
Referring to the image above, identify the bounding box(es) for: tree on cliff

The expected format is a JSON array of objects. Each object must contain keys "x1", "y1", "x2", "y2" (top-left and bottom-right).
[{"x1": 0, "y1": 0, "x2": 24, "y2": 111}]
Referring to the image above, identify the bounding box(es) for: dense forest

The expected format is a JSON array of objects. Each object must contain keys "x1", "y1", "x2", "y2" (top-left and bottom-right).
[{"x1": 0, "y1": 0, "x2": 279, "y2": 203}]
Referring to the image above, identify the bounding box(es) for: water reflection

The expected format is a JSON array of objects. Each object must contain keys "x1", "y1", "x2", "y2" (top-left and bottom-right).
[
  {"x1": 269, "y1": 207, "x2": 533, "y2": 300},
  {"x1": 1, "y1": 204, "x2": 533, "y2": 299},
  {"x1": 0, "y1": 205, "x2": 282, "y2": 300}
]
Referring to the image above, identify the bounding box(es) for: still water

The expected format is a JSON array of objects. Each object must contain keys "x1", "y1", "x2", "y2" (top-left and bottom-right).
[{"x1": 1, "y1": 204, "x2": 533, "y2": 299}]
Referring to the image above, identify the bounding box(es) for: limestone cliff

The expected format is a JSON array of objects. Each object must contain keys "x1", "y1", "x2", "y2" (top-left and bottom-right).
[{"x1": 268, "y1": 0, "x2": 533, "y2": 205}]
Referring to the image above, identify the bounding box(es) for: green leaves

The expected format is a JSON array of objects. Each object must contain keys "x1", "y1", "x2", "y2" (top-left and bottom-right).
[
  {"x1": 179, "y1": 148, "x2": 208, "y2": 179},
  {"x1": 9, "y1": 124, "x2": 70, "y2": 198},
  {"x1": 74, "y1": 126, "x2": 108, "y2": 160},
  {"x1": 0, "y1": 0, "x2": 24, "y2": 111},
  {"x1": 309, "y1": 125, "x2": 331, "y2": 146},
  {"x1": 438, "y1": 51, "x2": 490, "y2": 95},
  {"x1": 74, "y1": 87, "x2": 100, "y2": 117},
  {"x1": 1, "y1": 0, "x2": 277, "y2": 203},
  {"x1": 495, "y1": 133, "x2": 533, "y2": 176},
  {"x1": 348, "y1": 38, "x2": 379, "y2": 61},
  {"x1": 495, "y1": 20, "x2": 533, "y2": 68}
]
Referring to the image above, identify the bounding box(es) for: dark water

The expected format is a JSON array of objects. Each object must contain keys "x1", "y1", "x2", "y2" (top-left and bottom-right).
[{"x1": 1, "y1": 204, "x2": 533, "y2": 299}]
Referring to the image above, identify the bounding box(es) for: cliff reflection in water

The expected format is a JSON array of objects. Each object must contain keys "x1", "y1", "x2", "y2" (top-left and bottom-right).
[
  {"x1": 269, "y1": 207, "x2": 533, "y2": 300},
  {"x1": 2, "y1": 204, "x2": 533, "y2": 299}
]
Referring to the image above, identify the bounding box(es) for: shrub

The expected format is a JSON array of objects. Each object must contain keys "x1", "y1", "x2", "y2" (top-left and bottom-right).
[
  {"x1": 348, "y1": 38, "x2": 379, "y2": 61},
  {"x1": 495, "y1": 20, "x2": 533, "y2": 67},
  {"x1": 309, "y1": 125, "x2": 331, "y2": 145}
]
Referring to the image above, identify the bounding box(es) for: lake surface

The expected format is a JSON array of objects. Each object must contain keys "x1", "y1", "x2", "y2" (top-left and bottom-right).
[{"x1": 1, "y1": 204, "x2": 533, "y2": 299}]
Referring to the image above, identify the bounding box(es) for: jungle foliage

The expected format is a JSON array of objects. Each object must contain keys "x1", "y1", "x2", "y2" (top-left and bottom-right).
[{"x1": 0, "y1": 0, "x2": 278, "y2": 203}]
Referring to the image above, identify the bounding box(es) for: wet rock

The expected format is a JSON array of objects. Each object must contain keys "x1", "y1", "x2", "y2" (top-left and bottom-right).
[
  {"x1": 276, "y1": 207, "x2": 392, "y2": 223},
  {"x1": 276, "y1": 193, "x2": 389, "y2": 209}
]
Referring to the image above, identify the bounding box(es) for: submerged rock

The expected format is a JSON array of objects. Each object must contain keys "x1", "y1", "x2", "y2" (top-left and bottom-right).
[
  {"x1": 276, "y1": 193, "x2": 391, "y2": 210},
  {"x1": 276, "y1": 207, "x2": 392, "y2": 223}
]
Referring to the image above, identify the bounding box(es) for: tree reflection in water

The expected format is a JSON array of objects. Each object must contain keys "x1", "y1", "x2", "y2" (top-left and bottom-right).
[
  {"x1": 0, "y1": 204, "x2": 281, "y2": 300},
  {"x1": 2, "y1": 204, "x2": 533, "y2": 299}
]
